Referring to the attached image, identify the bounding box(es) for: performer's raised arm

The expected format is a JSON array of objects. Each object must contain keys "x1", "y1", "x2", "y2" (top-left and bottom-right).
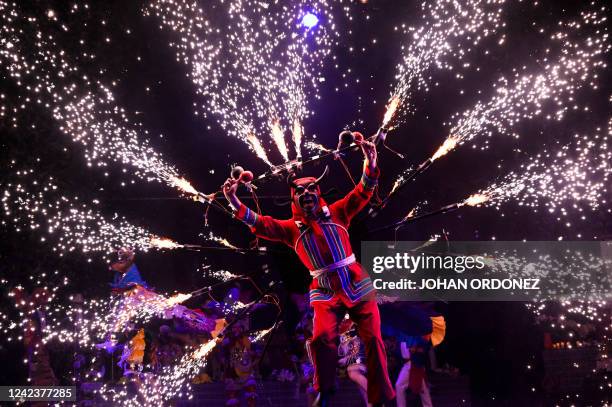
[
  {"x1": 330, "y1": 135, "x2": 380, "y2": 224},
  {"x1": 222, "y1": 178, "x2": 292, "y2": 244}
]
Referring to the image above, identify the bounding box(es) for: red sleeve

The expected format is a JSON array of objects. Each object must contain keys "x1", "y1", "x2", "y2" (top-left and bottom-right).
[
  {"x1": 330, "y1": 164, "x2": 380, "y2": 225},
  {"x1": 235, "y1": 204, "x2": 293, "y2": 245}
]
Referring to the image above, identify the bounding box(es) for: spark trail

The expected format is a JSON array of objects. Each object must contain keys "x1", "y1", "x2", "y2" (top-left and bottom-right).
[
  {"x1": 0, "y1": 172, "x2": 182, "y2": 257},
  {"x1": 96, "y1": 339, "x2": 219, "y2": 406},
  {"x1": 383, "y1": 0, "x2": 506, "y2": 127},
  {"x1": 487, "y1": 249, "x2": 612, "y2": 302},
  {"x1": 433, "y1": 7, "x2": 610, "y2": 158},
  {"x1": 146, "y1": 0, "x2": 338, "y2": 164},
  {"x1": 463, "y1": 118, "x2": 612, "y2": 220},
  {"x1": 0, "y1": 2, "x2": 197, "y2": 196},
  {"x1": 2, "y1": 287, "x2": 220, "y2": 406},
  {"x1": 388, "y1": 7, "x2": 609, "y2": 195}
]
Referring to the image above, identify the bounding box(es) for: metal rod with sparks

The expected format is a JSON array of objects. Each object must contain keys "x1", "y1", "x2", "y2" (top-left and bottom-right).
[
  {"x1": 370, "y1": 193, "x2": 490, "y2": 233},
  {"x1": 369, "y1": 157, "x2": 433, "y2": 217},
  {"x1": 370, "y1": 203, "x2": 460, "y2": 233},
  {"x1": 254, "y1": 131, "x2": 385, "y2": 182}
]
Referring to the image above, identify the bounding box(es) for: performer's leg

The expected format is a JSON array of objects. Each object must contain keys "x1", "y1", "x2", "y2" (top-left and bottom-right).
[
  {"x1": 347, "y1": 364, "x2": 371, "y2": 407},
  {"x1": 394, "y1": 362, "x2": 411, "y2": 407},
  {"x1": 348, "y1": 300, "x2": 395, "y2": 404},
  {"x1": 419, "y1": 379, "x2": 433, "y2": 407},
  {"x1": 311, "y1": 299, "x2": 344, "y2": 394}
]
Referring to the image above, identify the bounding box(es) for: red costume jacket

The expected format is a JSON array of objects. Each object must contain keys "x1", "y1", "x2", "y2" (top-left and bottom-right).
[{"x1": 235, "y1": 166, "x2": 379, "y2": 304}]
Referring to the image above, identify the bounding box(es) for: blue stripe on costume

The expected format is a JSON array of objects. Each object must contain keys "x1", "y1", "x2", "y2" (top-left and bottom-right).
[
  {"x1": 328, "y1": 224, "x2": 373, "y2": 301},
  {"x1": 337, "y1": 267, "x2": 374, "y2": 302},
  {"x1": 305, "y1": 222, "x2": 374, "y2": 302},
  {"x1": 301, "y1": 230, "x2": 324, "y2": 270},
  {"x1": 307, "y1": 230, "x2": 328, "y2": 267},
  {"x1": 321, "y1": 224, "x2": 342, "y2": 262},
  {"x1": 309, "y1": 288, "x2": 334, "y2": 302},
  {"x1": 361, "y1": 172, "x2": 378, "y2": 190},
  {"x1": 242, "y1": 207, "x2": 257, "y2": 227}
]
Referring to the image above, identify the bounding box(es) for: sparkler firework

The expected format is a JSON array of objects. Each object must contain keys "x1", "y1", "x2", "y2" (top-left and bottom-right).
[
  {"x1": 376, "y1": 119, "x2": 611, "y2": 233},
  {"x1": 464, "y1": 118, "x2": 612, "y2": 219},
  {"x1": 0, "y1": 0, "x2": 611, "y2": 405},
  {"x1": 145, "y1": 0, "x2": 338, "y2": 164},
  {"x1": 487, "y1": 249, "x2": 612, "y2": 302},
  {"x1": 2, "y1": 287, "x2": 194, "y2": 349},
  {"x1": 95, "y1": 339, "x2": 219, "y2": 406},
  {"x1": 1, "y1": 173, "x2": 183, "y2": 257},
  {"x1": 0, "y1": 1, "x2": 199, "y2": 197},
  {"x1": 435, "y1": 7, "x2": 610, "y2": 156},
  {"x1": 383, "y1": 0, "x2": 506, "y2": 127},
  {"x1": 386, "y1": 7, "x2": 609, "y2": 202}
]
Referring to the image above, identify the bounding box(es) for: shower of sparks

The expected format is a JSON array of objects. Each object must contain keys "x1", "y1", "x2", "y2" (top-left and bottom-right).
[
  {"x1": 169, "y1": 176, "x2": 200, "y2": 197},
  {"x1": 271, "y1": 119, "x2": 290, "y2": 162},
  {"x1": 293, "y1": 119, "x2": 304, "y2": 159},
  {"x1": 95, "y1": 339, "x2": 219, "y2": 406},
  {"x1": 145, "y1": 0, "x2": 338, "y2": 164},
  {"x1": 464, "y1": 119, "x2": 612, "y2": 218},
  {"x1": 0, "y1": 2, "x2": 195, "y2": 195},
  {"x1": 402, "y1": 208, "x2": 417, "y2": 221},
  {"x1": 197, "y1": 264, "x2": 240, "y2": 281},
  {"x1": 247, "y1": 132, "x2": 273, "y2": 167},
  {"x1": 435, "y1": 7, "x2": 610, "y2": 156},
  {"x1": 0, "y1": 173, "x2": 180, "y2": 257},
  {"x1": 385, "y1": 0, "x2": 506, "y2": 127},
  {"x1": 487, "y1": 249, "x2": 612, "y2": 302},
  {"x1": 149, "y1": 236, "x2": 184, "y2": 250},
  {"x1": 0, "y1": 281, "x2": 243, "y2": 406},
  {"x1": 304, "y1": 141, "x2": 333, "y2": 154},
  {"x1": 167, "y1": 292, "x2": 193, "y2": 305},
  {"x1": 1, "y1": 287, "x2": 196, "y2": 348},
  {"x1": 527, "y1": 300, "x2": 610, "y2": 344},
  {"x1": 431, "y1": 134, "x2": 460, "y2": 161},
  {"x1": 207, "y1": 268, "x2": 240, "y2": 281},
  {"x1": 381, "y1": 96, "x2": 400, "y2": 128},
  {"x1": 401, "y1": 200, "x2": 428, "y2": 222},
  {"x1": 462, "y1": 192, "x2": 490, "y2": 207},
  {"x1": 389, "y1": 166, "x2": 414, "y2": 195},
  {"x1": 205, "y1": 231, "x2": 240, "y2": 250},
  {"x1": 249, "y1": 326, "x2": 275, "y2": 343}
]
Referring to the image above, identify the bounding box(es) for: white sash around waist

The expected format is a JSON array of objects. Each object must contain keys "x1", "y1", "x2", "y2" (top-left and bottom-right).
[{"x1": 310, "y1": 254, "x2": 356, "y2": 279}]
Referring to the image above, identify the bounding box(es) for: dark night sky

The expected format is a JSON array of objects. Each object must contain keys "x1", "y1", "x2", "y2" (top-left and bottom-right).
[{"x1": 0, "y1": 0, "x2": 610, "y2": 402}]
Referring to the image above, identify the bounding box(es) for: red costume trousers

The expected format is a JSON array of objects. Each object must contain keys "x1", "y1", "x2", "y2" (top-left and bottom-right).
[{"x1": 311, "y1": 294, "x2": 395, "y2": 403}]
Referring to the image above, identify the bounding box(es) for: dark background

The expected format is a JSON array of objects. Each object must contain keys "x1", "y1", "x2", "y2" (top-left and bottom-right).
[{"x1": 0, "y1": 0, "x2": 610, "y2": 404}]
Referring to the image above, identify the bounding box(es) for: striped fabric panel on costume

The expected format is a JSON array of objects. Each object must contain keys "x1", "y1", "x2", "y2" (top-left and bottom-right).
[
  {"x1": 309, "y1": 288, "x2": 334, "y2": 302},
  {"x1": 240, "y1": 207, "x2": 258, "y2": 227},
  {"x1": 361, "y1": 171, "x2": 378, "y2": 190}
]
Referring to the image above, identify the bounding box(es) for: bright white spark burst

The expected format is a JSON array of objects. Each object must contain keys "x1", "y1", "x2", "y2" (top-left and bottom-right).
[
  {"x1": 389, "y1": 166, "x2": 415, "y2": 195},
  {"x1": 0, "y1": 172, "x2": 182, "y2": 257},
  {"x1": 486, "y1": 248, "x2": 612, "y2": 302},
  {"x1": 434, "y1": 7, "x2": 610, "y2": 157},
  {"x1": 0, "y1": 1, "x2": 610, "y2": 405},
  {"x1": 384, "y1": 0, "x2": 506, "y2": 127},
  {"x1": 145, "y1": 0, "x2": 339, "y2": 164},
  {"x1": 464, "y1": 118, "x2": 612, "y2": 218},
  {"x1": 0, "y1": 285, "x2": 229, "y2": 406},
  {"x1": 96, "y1": 339, "x2": 219, "y2": 406},
  {"x1": 1, "y1": 287, "x2": 194, "y2": 350},
  {"x1": 304, "y1": 140, "x2": 333, "y2": 153},
  {"x1": 0, "y1": 2, "x2": 198, "y2": 196},
  {"x1": 204, "y1": 231, "x2": 239, "y2": 250}
]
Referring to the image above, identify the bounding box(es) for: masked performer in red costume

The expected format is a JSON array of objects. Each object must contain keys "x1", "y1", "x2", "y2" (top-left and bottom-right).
[{"x1": 222, "y1": 134, "x2": 394, "y2": 406}]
